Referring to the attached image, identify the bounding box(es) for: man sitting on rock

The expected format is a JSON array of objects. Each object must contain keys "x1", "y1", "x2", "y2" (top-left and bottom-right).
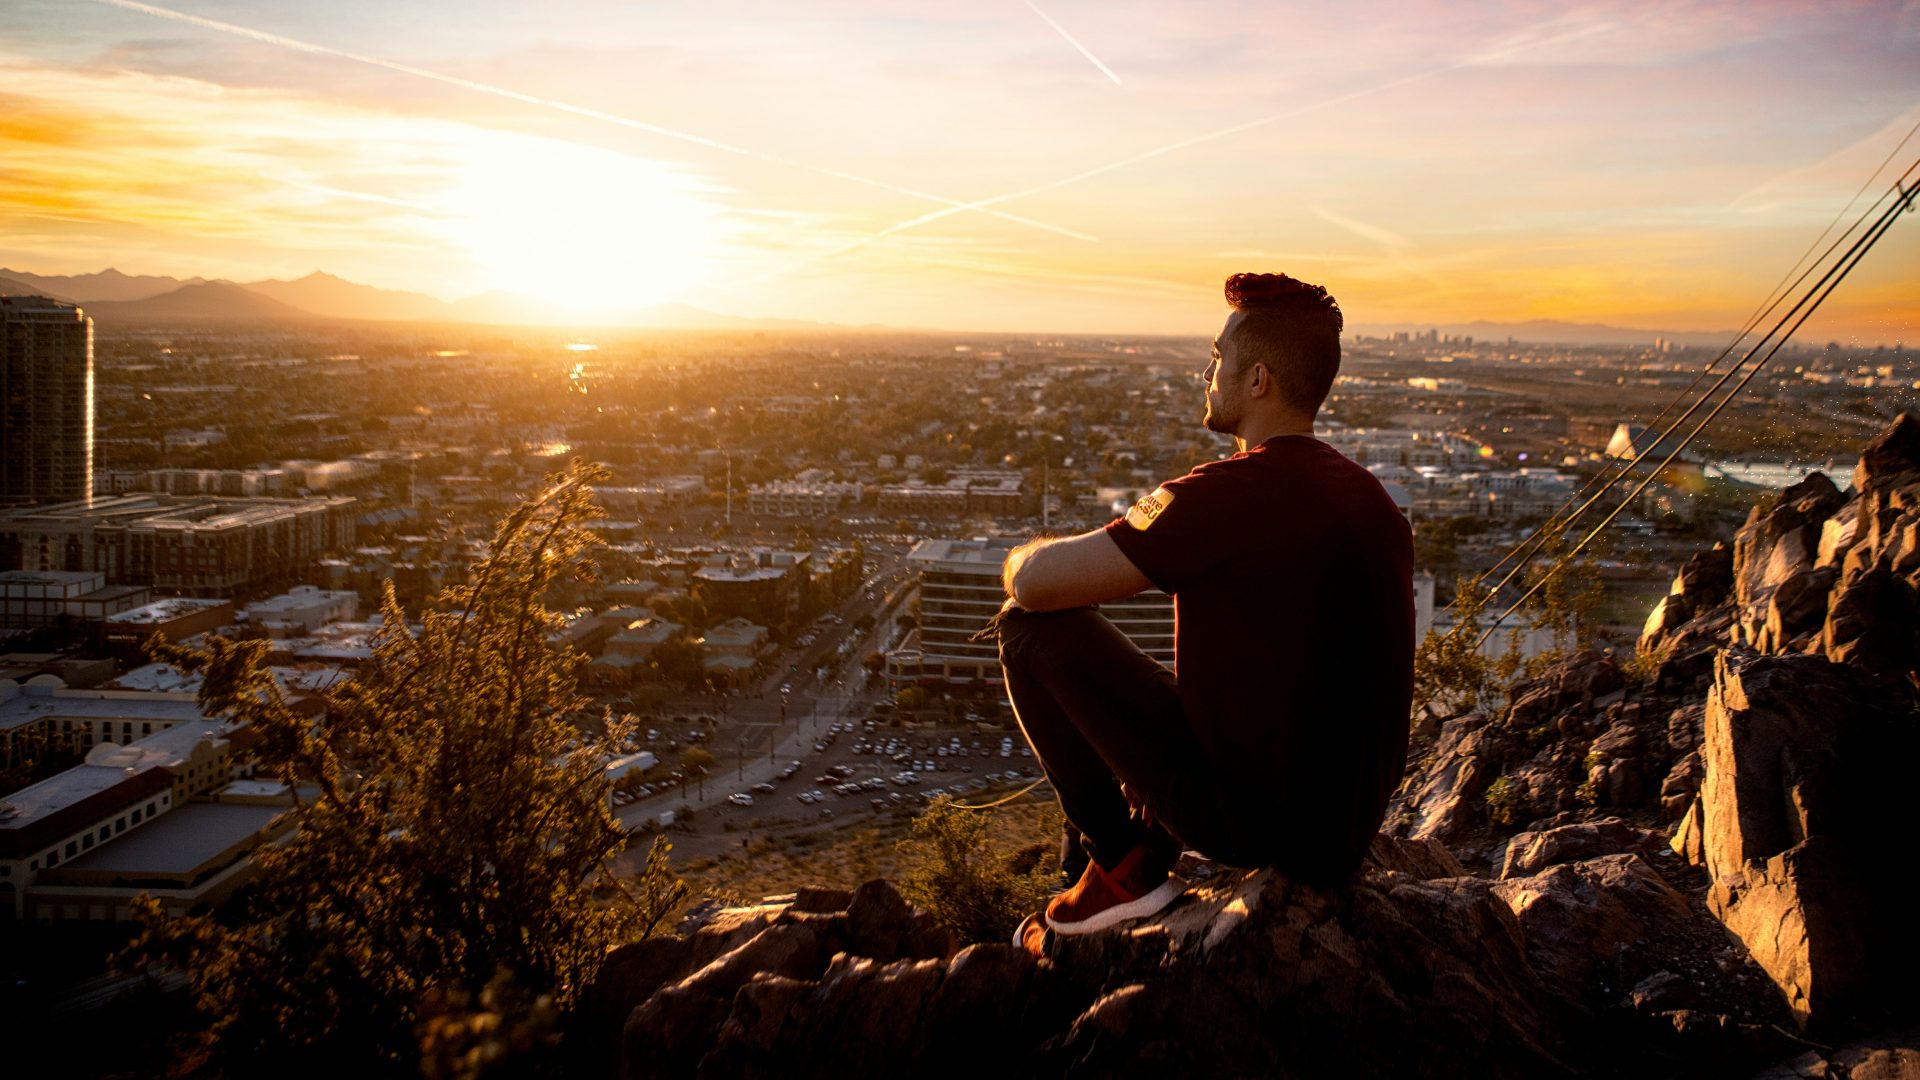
[{"x1": 994, "y1": 273, "x2": 1415, "y2": 949}]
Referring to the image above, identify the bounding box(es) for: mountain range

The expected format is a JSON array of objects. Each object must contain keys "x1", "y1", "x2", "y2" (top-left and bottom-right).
[
  {"x1": 0, "y1": 268, "x2": 827, "y2": 330},
  {"x1": 0, "y1": 266, "x2": 1749, "y2": 345}
]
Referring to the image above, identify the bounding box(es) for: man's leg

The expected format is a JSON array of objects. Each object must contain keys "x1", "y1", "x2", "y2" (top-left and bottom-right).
[{"x1": 995, "y1": 605, "x2": 1191, "y2": 875}]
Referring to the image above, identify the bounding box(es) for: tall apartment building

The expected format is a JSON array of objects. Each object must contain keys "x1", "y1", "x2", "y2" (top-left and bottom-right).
[
  {"x1": 1, "y1": 296, "x2": 93, "y2": 506},
  {"x1": 888, "y1": 537, "x2": 1173, "y2": 690}
]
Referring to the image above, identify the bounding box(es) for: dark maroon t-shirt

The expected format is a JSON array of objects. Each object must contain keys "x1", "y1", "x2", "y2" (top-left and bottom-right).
[{"x1": 1104, "y1": 434, "x2": 1414, "y2": 880}]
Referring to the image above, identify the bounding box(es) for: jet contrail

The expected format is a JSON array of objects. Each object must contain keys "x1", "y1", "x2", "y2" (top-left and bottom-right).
[
  {"x1": 82, "y1": 0, "x2": 1098, "y2": 242},
  {"x1": 762, "y1": 16, "x2": 1618, "y2": 282},
  {"x1": 1022, "y1": 0, "x2": 1123, "y2": 86}
]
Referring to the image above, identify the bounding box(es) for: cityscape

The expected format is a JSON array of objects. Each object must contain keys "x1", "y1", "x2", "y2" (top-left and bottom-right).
[
  {"x1": 2, "y1": 287, "x2": 1906, "y2": 925},
  {"x1": 3, "y1": 0, "x2": 1917, "y2": 1075}
]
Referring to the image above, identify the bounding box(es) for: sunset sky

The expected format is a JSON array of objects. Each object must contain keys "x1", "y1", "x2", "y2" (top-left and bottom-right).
[{"x1": 3, "y1": 0, "x2": 1917, "y2": 340}]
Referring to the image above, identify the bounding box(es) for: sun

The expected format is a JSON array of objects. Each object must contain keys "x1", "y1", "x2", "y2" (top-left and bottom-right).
[{"x1": 439, "y1": 136, "x2": 724, "y2": 317}]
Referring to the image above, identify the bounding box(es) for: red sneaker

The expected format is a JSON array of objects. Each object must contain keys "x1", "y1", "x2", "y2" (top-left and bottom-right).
[
  {"x1": 1045, "y1": 844, "x2": 1181, "y2": 935},
  {"x1": 1013, "y1": 911, "x2": 1049, "y2": 957}
]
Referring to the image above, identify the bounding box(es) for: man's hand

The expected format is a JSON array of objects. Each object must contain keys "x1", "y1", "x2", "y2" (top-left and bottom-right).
[{"x1": 1121, "y1": 781, "x2": 1153, "y2": 828}]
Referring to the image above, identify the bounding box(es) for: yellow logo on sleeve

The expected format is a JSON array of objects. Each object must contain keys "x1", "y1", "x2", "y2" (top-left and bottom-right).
[{"x1": 1125, "y1": 486, "x2": 1175, "y2": 530}]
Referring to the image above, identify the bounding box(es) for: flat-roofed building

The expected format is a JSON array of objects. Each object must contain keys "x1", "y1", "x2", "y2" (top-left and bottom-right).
[
  {"x1": 746, "y1": 480, "x2": 863, "y2": 517},
  {"x1": 0, "y1": 569, "x2": 150, "y2": 630},
  {"x1": 1, "y1": 674, "x2": 208, "y2": 755},
  {"x1": 693, "y1": 551, "x2": 810, "y2": 633},
  {"x1": 0, "y1": 692, "x2": 260, "y2": 920},
  {"x1": 101, "y1": 597, "x2": 235, "y2": 656},
  {"x1": 889, "y1": 536, "x2": 1173, "y2": 690},
  {"x1": 0, "y1": 493, "x2": 356, "y2": 597},
  {"x1": 23, "y1": 800, "x2": 289, "y2": 921},
  {"x1": 240, "y1": 584, "x2": 358, "y2": 637}
]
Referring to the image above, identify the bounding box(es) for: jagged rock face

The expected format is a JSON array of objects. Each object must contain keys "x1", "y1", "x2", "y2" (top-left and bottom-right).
[
  {"x1": 1641, "y1": 413, "x2": 1920, "y2": 685},
  {"x1": 1685, "y1": 648, "x2": 1918, "y2": 1034},
  {"x1": 1853, "y1": 411, "x2": 1920, "y2": 492},
  {"x1": 1391, "y1": 650, "x2": 1686, "y2": 856}
]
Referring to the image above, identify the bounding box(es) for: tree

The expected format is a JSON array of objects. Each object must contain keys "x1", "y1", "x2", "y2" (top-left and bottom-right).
[
  {"x1": 113, "y1": 463, "x2": 685, "y2": 1076},
  {"x1": 648, "y1": 635, "x2": 706, "y2": 690}
]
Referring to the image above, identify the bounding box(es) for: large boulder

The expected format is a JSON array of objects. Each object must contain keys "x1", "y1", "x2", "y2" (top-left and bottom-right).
[
  {"x1": 1694, "y1": 648, "x2": 1918, "y2": 1033},
  {"x1": 1491, "y1": 854, "x2": 1691, "y2": 995},
  {"x1": 1497, "y1": 817, "x2": 1667, "y2": 878},
  {"x1": 1852, "y1": 411, "x2": 1920, "y2": 492}
]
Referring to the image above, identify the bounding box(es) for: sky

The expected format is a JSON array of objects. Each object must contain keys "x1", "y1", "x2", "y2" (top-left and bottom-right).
[{"x1": 2, "y1": 0, "x2": 1918, "y2": 340}]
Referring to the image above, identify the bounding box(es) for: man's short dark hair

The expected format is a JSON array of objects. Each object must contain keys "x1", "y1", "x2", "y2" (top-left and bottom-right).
[{"x1": 1224, "y1": 273, "x2": 1343, "y2": 415}]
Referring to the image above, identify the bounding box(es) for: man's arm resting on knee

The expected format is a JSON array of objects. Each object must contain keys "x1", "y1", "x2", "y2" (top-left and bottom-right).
[{"x1": 1002, "y1": 528, "x2": 1152, "y2": 612}]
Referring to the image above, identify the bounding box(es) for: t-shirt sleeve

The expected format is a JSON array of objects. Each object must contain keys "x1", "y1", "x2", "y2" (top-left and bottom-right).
[{"x1": 1103, "y1": 462, "x2": 1240, "y2": 595}]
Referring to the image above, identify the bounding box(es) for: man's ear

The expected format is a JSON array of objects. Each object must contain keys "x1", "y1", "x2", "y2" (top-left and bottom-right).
[{"x1": 1249, "y1": 362, "x2": 1268, "y2": 396}]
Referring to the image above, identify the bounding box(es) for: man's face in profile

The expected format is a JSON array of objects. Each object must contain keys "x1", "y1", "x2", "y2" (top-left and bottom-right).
[{"x1": 1203, "y1": 311, "x2": 1245, "y2": 435}]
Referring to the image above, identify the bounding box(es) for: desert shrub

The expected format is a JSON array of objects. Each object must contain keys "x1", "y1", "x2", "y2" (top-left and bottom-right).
[
  {"x1": 896, "y1": 796, "x2": 1056, "y2": 944},
  {"x1": 1483, "y1": 776, "x2": 1523, "y2": 828}
]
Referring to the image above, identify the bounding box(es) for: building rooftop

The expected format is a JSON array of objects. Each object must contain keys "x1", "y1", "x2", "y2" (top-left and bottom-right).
[
  {"x1": 50, "y1": 800, "x2": 286, "y2": 876},
  {"x1": 1, "y1": 677, "x2": 208, "y2": 735},
  {"x1": 241, "y1": 585, "x2": 358, "y2": 619},
  {"x1": 906, "y1": 537, "x2": 1019, "y2": 574},
  {"x1": 0, "y1": 493, "x2": 355, "y2": 532},
  {"x1": 105, "y1": 598, "x2": 232, "y2": 626}
]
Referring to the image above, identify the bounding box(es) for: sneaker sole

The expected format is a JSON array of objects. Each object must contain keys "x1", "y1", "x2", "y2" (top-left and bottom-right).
[
  {"x1": 1013, "y1": 912, "x2": 1044, "y2": 950},
  {"x1": 1046, "y1": 877, "x2": 1182, "y2": 936}
]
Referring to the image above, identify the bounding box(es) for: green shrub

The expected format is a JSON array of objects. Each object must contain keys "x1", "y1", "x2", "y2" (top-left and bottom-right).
[
  {"x1": 1483, "y1": 776, "x2": 1523, "y2": 827},
  {"x1": 896, "y1": 797, "x2": 1057, "y2": 944}
]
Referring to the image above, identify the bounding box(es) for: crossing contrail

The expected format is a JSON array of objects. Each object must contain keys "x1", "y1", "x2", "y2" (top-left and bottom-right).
[
  {"x1": 1023, "y1": 0, "x2": 1123, "y2": 86},
  {"x1": 83, "y1": 0, "x2": 1099, "y2": 243},
  {"x1": 763, "y1": 16, "x2": 1618, "y2": 281}
]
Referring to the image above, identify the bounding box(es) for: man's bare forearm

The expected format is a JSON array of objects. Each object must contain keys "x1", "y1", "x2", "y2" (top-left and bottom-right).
[{"x1": 1001, "y1": 536, "x2": 1054, "y2": 603}]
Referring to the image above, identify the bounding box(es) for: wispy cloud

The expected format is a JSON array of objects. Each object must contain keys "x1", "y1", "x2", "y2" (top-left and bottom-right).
[{"x1": 84, "y1": 0, "x2": 1096, "y2": 243}]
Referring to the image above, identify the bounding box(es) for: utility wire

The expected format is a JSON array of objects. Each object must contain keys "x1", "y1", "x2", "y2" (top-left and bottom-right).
[
  {"x1": 952, "y1": 775, "x2": 1051, "y2": 811},
  {"x1": 1474, "y1": 164, "x2": 1920, "y2": 648},
  {"x1": 1460, "y1": 117, "x2": 1920, "y2": 612}
]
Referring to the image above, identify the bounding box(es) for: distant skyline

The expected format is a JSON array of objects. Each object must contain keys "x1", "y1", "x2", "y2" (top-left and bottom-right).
[{"x1": 3, "y1": 0, "x2": 1918, "y2": 342}]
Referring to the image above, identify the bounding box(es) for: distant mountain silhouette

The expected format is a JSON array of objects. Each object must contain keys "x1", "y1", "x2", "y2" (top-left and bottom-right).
[
  {"x1": 242, "y1": 271, "x2": 452, "y2": 321},
  {"x1": 0, "y1": 274, "x2": 74, "y2": 302},
  {"x1": 1, "y1": 265, "x2": 840, "y2": 329},
  {"x1": 81, "y1": 281, "x2": 315, "y2": 322},
  {"x1": 0, "y1": 267, "x2": 206, "y2": 302}
]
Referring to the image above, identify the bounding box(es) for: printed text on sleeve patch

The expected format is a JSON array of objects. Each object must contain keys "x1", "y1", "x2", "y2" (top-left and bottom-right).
[{"x1": 1125, "y1": 486, "x2": 1175, "y2": 531}]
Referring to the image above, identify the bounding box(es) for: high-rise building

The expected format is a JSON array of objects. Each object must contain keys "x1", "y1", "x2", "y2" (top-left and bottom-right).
[{"x1": 1, "y1": 296, "x2": 93, "y2": 506}]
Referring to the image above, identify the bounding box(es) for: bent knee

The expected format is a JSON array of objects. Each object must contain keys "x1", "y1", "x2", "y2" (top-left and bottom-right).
[{"x1": 995, "y1": 604, "x2": 1099, "y2": 666}]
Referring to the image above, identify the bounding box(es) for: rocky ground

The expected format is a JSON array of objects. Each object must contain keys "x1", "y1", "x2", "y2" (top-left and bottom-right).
[{"x1": 569, "y1": 417, "x2": 1920, "y2": 1079}]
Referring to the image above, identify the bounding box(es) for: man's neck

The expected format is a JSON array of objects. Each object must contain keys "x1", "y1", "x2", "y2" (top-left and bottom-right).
[{"x1": 1233, "y1": 416, "x2": 1316, "y2": 452}]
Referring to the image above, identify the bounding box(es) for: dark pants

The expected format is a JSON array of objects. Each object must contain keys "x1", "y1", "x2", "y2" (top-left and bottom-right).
[{"x1": 995, "y1": 605, "x2": 1268, "y2": 874}]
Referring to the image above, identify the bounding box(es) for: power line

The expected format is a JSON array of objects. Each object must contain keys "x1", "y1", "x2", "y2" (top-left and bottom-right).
[
  {"x1": 1462, "y1": 117, "x2": 1920, "y2": 612},
  {"x1": 1474, "y1": 163, "x2": 1920, "y2": 648}
]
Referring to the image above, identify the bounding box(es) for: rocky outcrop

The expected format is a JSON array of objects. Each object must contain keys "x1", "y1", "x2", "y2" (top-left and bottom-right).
[
  {"x1": 1685, "y1": 648, "x2": 1918, "y2": 1034},
  {"x1": 582, "y1": 837, "x2": 1807, "y2": 1079},
  {"x1": 1497, "y1": 817, "x2": 1667, "y2": 878},
  {"x1": 1641, "y1": 412, "x2": 1920, "y2": 686}
]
